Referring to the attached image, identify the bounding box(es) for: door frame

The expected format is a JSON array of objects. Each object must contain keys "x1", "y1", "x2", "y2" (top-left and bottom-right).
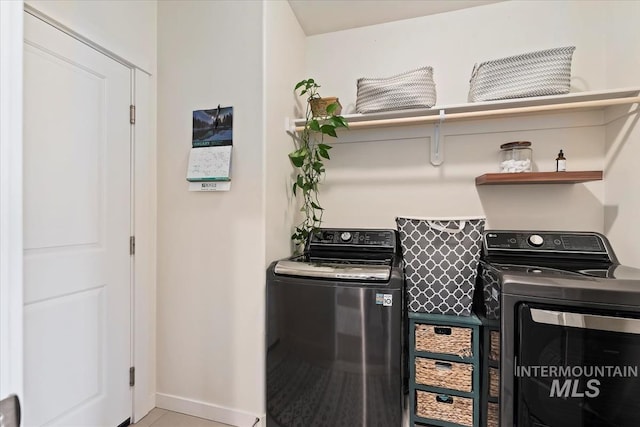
[
  {"x1": 0, "y1": 0, "x2": 24, "y2": 403},
  {"x1": 3, "y1": 4, "x2": 157, "y2": 422}
]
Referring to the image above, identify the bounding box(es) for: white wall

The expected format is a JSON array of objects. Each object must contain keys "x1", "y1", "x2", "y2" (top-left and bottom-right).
[
  {"x1": 305, "y1": 0, "x2": 609, "y2": 232},
  {"x1": 25, "y1": 0, "x2": 156, "y2": 73},
  {"x1": 306, "y1": 1, "x2": 607, "y2": 110},
  {"x1": 264, "y1": 1, "x2": 306, "y2": 265},
  {"x1": 604, "y1": 1, "x2": 640, "y2": 267},
  {"x1": 156, "y1": 1, "x2": 266, "y2": 423}
]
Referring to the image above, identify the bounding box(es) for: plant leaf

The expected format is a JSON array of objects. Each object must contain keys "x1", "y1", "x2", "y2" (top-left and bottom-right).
[
  {"x1": 289, "y1": 147, "x2": 303, "y2": 157},
  {"x1": 320, "y1": 125, "x2": 337, "y2": 138},
  {"x1": 292, "y1": 182, "x2": 297, "y2": 196},
  {"x1": 318, "y1": 149, "x2": 330, "y2": 160},
  {"x1": 296, "y1": 175, "x2": 304, "y2": 187},
  {"x1": 309, "y1": 120, "x2": 321, "y2": 132},
  {"x1": 295, "y1": 80, "x2": 306, "y2": 90},
  {"x1": 288, "y1": 153, "x2": 305, "y2": 167},
  {"x1": 325, "y1": 102, "x2": 338, "y2": 115},
  {"x1": 311, "y1": 202, "x2": 323, "y2": 210},
  {"x1": 318, "y1": 144, "x2": 332, "y2": 150},
  {"x1": 329, "y1": 116, "x2": 348, "y2": 128}
]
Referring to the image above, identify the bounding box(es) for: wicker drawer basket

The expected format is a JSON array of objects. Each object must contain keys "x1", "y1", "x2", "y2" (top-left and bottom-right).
[
  {"x1": 489, "y1": 367, "x2": 500, "y2": 398},
  {"x1": 415, "y1": 324, "x2": 473, "y2": 357},
  {"x1": 416, "y1": 391, "x2": 473, "y2": 427},
  {"x1": 415, "y1": 357, "x2": 473, "y2": 392},
  {"x1": 490, "y1": 330, "x2": 500, "y2": 361},
  {"x1": 487, "y1": 402, "x2": 499, "y2": 427}
]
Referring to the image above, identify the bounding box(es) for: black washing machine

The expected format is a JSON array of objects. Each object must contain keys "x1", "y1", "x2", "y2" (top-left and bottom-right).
[
  {"x1": 266, "y1": 228, "x2": 405, "y2": 427},
  {"x1": 479, "y1": 230, "x2": 640, "y2": 427}
]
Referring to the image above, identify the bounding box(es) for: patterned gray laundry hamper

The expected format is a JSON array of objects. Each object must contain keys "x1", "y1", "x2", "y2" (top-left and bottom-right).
[{"x1": 396, "y1": 217, "x2": 485, "y2": 316}]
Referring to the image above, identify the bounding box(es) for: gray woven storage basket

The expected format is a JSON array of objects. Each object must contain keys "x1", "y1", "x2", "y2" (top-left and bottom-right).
[
  {"x1": 356, "y1": 66, "x2": 436, "y2": 114},
  {"x1": 468, "y1": 46, "x2": 575, "y2": 102}
]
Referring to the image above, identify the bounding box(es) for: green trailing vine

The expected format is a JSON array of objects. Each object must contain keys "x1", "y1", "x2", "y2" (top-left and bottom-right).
[{"x1": 289, "y1": 79, "x2": 348, "y2": 247}]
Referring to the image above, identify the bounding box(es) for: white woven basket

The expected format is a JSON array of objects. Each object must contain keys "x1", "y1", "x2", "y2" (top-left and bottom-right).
[
  {"x1": 468, "y1": 46, "x2": 575, "y2": 102},
  {"x1": 356, "y1": 66, "x2": 437, "y2": 114}
]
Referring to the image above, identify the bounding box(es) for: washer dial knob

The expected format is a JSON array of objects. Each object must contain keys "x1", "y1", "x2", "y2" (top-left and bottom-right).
[
  {"x1": 340, "y1": 232, "x2": 352, "y2": 242},
  {"x1": 528, "y1": 234, "x2": 544, "y2": 247}
]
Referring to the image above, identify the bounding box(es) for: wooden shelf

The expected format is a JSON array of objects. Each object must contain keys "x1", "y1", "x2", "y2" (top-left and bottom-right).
[
  {"x1": 292, "y1": 87, "x2": 640, "y2": 132},
  {"x1": 475, "y1": 171, "x2": 603, "y2": 185}
]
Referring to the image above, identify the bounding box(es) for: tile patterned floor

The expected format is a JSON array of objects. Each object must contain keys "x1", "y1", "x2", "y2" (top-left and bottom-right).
[
  {"x1": 134, "y1": 405, "x2": 409, "y2": 426},
  {"x1": 131, "y1": 408, "x2": 234, "y2": 427}
]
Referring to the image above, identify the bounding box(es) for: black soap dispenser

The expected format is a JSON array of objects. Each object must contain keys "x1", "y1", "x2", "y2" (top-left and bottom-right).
[{"x1": 556, "y1": 150, "x2": 566, "y2": 172}]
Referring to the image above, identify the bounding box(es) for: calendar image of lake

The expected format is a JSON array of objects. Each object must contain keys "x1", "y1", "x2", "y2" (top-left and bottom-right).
[{"x1": 193, "y1": 106, "x2": 233, "y2": 147}]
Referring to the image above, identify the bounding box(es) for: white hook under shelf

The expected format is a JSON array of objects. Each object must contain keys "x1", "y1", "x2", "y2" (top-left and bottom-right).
[{"x1": 430, "y1": 109, "x2": 445, "y2": 166}]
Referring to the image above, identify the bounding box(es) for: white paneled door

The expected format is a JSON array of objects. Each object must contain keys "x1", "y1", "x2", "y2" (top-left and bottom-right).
[{"x1": 23, "y1": 12, "x2": 132, "y2": 427}]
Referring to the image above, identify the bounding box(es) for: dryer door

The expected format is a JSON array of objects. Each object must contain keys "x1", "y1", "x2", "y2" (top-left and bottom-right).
[{"x1": 514, "y1": 303, "x2": 640, "y2": 427}]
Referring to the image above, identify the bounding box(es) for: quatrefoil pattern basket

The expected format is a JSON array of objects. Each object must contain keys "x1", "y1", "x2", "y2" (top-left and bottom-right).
[
  {"x1": 481, "y1": 262, "x2": 502, "y2": 320},
  {"x1": 396, "y1": 217, "x2": 485, "y2": 315}
]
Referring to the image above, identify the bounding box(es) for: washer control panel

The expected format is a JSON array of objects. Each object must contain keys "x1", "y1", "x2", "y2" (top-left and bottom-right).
[
  {"x1": 309, "y1": 228, "x2": 396, "y2": 249},
  {"x1": 484, "y1": 231, "x2": 607, "y2": 254}
]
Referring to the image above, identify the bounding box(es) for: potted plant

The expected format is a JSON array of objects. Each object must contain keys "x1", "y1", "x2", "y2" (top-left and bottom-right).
[{"x1": 289, "y1": 78, "x2": 349, "y2": 248}]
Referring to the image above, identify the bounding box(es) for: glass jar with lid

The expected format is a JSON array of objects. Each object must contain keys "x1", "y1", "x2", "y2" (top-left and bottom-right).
[{"x1": 500, "y1": 141, "x2": 532, "y2": 173}]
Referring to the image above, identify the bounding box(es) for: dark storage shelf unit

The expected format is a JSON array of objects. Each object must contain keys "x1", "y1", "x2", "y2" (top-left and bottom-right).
[
  {"x1": 409, "y1": 312, "x2": 482, "y2": 427},
  {"x1": 480, "y1": 316, "x2": 500, "y2": 427}
]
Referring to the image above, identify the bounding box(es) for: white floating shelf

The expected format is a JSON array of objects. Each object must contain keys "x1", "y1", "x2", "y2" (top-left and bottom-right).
[{"x1": 291, "y1": 87, "x2": 640, "y2": 132}]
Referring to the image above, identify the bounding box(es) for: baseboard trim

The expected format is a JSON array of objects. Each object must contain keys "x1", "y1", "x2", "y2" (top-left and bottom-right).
[
  {"x1": 133, "y1": 392, "x2": 157, "y2": 424},
  {"x1": 155, "y1": 393, "x2": 261, "y2": 427}
]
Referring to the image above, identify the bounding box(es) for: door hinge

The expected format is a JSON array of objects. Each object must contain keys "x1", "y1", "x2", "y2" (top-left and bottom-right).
[
  {"x1": 130, "y1": 236, "x2": 135, "y2": 255},
  {"x1": 130, "y1": 105, "x2": 136, "y2": 124},
  {"x1": 129, "y1": 366, "x2": 135, "y2": 387}
]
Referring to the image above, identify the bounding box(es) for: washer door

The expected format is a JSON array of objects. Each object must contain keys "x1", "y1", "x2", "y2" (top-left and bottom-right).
[{"x1": 515, "y1": 303, "x2": 640, "y2": 427}]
